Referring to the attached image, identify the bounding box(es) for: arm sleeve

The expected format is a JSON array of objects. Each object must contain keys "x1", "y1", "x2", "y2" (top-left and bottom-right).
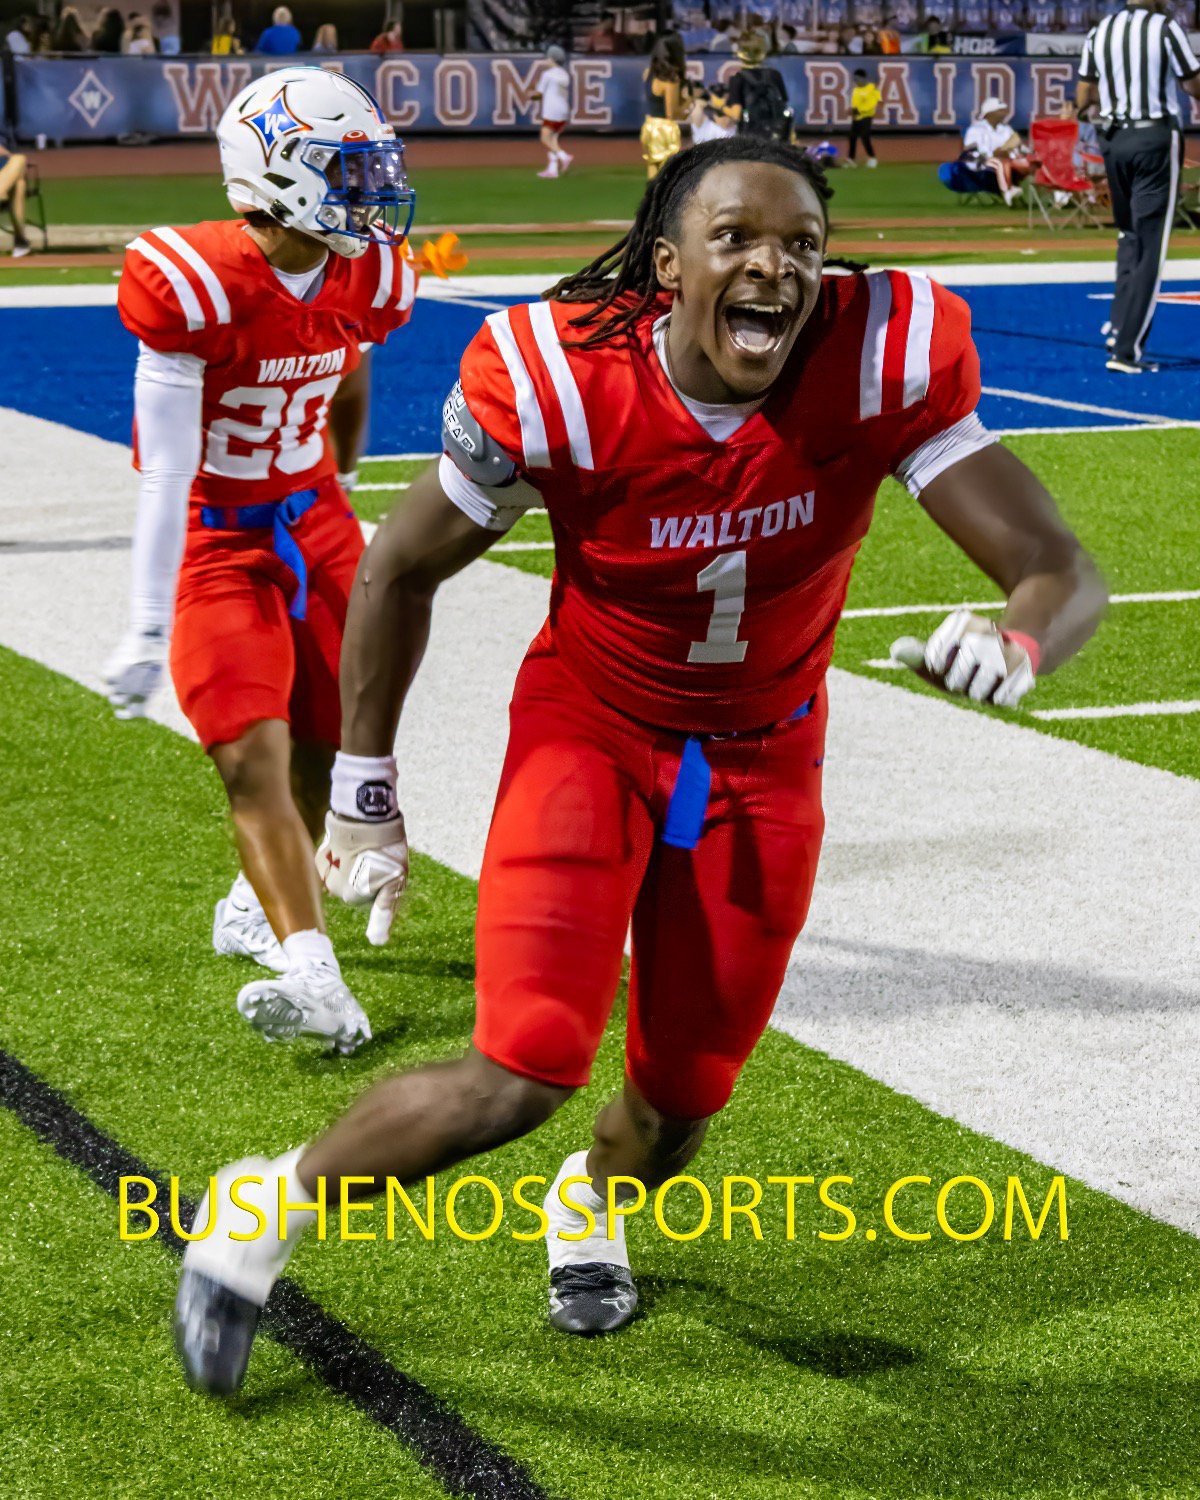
[
  {"x1": 1078, "y1": 31, "x2": 1097, "y2": 82},
  {"x1": 128, "y1": 344, "x2": 203, "y2": 633},
  {"x1": 888, "y1": 284, "x2": 996, "y2": 500},
  {"x1": 1165, "y1": 19, "x2": 1200, "y2": 79}
]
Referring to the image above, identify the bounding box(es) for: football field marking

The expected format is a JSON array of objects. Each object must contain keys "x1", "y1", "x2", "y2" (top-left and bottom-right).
[
  {"x1": 980, "y1": 385, "x2": 1182, "y2": 425},
  {"x1": 843, "y1": 588, "x2": 1200, "y2": 619},
  {"x1": 1031, "y1": 699, "x2": 1200, "y2": 720},
  {"x1": 2, "y1": 407, "x2": 1198, "y2": 1239}
]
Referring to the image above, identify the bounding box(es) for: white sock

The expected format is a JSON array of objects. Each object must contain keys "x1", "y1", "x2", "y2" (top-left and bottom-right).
[
  {"x1": 227, "y1": 871, "x2": 263, "y2": 915},
  {"x1": 543, "y1": 1149, "x2": 631, "y2": 1270},
  {"x1": 185, "y1": 1146, "x2": 317, "y2": 1306},
  {"x1": 281, "y1": 929, "x2": 338, "y2": 972}
]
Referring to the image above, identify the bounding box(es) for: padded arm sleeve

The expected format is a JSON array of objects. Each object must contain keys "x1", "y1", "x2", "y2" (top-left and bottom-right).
[{"x1": 129, "y1": 344, "x2": 204, "y2": 633}]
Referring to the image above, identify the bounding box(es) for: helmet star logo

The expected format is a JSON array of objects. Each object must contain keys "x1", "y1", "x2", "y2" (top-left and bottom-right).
[{"x1": 240, "y1": 86, "x2": 311, "y2": 164}]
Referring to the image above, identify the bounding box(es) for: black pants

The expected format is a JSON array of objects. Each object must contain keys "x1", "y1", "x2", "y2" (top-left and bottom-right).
[
  {"x1": 1100, "y1": 121, "x2": 1181, "y2": 362},
  {"x1": 848, "y1": 117, "x2": 875, "y2": 160}
]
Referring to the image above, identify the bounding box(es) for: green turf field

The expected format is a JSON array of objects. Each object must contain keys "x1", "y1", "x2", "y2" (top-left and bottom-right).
[
  {"x1": 13, "y1": 159, "x2": 1199, "y2": 279},
  {"x1": 3, "y1": 411, "x2": 1199, "y2": 1495},
  {"x1": 2, "y1": 640, "x2": 1199, "y2": 1499}
]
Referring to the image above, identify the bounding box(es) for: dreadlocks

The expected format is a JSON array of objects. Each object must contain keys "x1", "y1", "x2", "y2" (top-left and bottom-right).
[{"x1": 544, "y1": 136, "x2": 864, "y2": 349}]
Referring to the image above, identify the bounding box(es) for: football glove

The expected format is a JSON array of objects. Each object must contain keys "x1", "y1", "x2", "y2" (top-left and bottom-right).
[
  {"x1": 891, "y1": 609, "x2": 1037, "y2": 708},
  {"x1": 317, "y1": 811, "x2": 409, "y2": 946},
  {"x1": 103, "y1": 627, "x2": 168, "y2": 719}
]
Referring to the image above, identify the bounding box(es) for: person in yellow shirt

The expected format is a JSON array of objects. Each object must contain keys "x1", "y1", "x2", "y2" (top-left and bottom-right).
[{"x1": 847, "y1": 68, "x2": 881, "y2": 168}]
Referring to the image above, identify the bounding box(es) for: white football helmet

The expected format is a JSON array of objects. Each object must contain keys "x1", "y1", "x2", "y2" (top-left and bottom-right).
[{"x1": 217, "y1": 66, "x2": 415, "y2": 258}]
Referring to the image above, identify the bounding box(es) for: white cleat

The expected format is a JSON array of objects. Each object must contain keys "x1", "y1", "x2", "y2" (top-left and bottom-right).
[
  {"x1": 236, "y1": 963, "x2": 372, "y2": 1054},
  {"x1": 557, "y1": 151, "x2": 574, "y2": 173},
  {"x1": 212, "y1": 896, "x2": 287, "y2": 972}
]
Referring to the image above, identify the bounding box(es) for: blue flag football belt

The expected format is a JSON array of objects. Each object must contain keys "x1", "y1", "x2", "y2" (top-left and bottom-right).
[
  {"x1": 662, "y1": 696, "x2": 815, "y2": 851},
  {"x1": 199, "y1": 488, "x2": 320, "y2": 620}
]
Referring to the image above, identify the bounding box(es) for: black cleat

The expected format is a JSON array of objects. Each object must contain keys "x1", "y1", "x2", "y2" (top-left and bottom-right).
[
  {"x1": 548, "y1": 1262, "x2": 638, "y2": 1335},
  {"x1": 174, "y1": 1268, "x2": 263, "y2": 1395},
  {"x1": 1106, "y1": 355, "x2": 1159, "y2": 374}
]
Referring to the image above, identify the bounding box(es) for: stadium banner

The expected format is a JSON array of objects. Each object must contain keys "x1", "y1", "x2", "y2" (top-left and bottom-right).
[{"x1": 13, "y1": 53, "x2": 1200, "y2": 141}]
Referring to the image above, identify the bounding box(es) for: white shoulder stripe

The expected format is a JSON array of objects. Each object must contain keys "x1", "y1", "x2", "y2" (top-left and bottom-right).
[
  {"x1": 127, "y1": 235, "x2": 205, "y2": 332},
  {"x1": 151, "y1": 227, "x2": 231, "y2": 325},
  {"x1": 372, "y1": 237, "x2": 393, "y2": 310},
  {"x1": 527, "y1": 300, "x2": 593, "y2": 471},
  {"x1": 397, "y1": 257, "x2": 416, "y2": 313},
  {"x1": 902, "y1": 272, "x2": 935, "y2": 409},
  {"x1": 485, "y1": 310, "x2": 549, "y2": 469},
  {"x1": 859, "y1": 270, "x2": 892, "y2": 421}
]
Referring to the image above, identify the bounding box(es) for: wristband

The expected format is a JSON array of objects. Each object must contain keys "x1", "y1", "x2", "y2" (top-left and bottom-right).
[
  {"x1": 1000, "y1": 628, "x2": 1041, "y2": 675},
  {"x1": 337, "y1": 469, "x2": 358, "y2": 494},
  {"x1": 331, "y1": 751, "x2": 398, "y2": 821}
]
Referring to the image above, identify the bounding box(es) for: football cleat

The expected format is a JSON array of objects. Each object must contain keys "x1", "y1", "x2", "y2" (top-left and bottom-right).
[
  {"x1": 236, "y1": 963, "x2": 372, "y2": 1054},
  {"x1": 173, "y1": 1155, "x2": 294, "y2": 1395},
  {"x1": 548, "y1": 1263, "x2": 639, "y2": 1335},
  {"x1": 1106, "y1": 355, "x2": 1159, "y2": 375},
  {"x1": 212, "y1": 896, "x2": 287, "y2": 972}
]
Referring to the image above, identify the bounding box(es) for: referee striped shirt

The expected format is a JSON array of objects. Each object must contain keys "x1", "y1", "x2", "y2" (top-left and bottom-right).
[{"x1": 1079, "y1": 7, "x2": 1200, "y2": 122}]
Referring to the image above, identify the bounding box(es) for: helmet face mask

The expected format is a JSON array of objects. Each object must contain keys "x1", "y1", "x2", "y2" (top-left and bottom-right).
[{"x1": 217, "y1": 67, "x2": 416, "y2": 259}]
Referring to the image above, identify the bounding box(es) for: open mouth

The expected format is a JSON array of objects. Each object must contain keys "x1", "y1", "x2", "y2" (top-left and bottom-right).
[{"x1": 722, "y1": 301, "x2": 794, "y2": 356}]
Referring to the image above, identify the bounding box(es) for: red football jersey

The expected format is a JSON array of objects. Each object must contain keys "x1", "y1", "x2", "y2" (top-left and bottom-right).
[
  {"x1": 118, "y1": 220, "x2": 417, "y2": 508},
  {"x1": 456, "y1": 271, "x2": 983, "y2": 734}
]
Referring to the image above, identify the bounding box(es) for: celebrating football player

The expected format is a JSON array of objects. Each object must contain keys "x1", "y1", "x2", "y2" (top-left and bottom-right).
[
  {"x1": 174, "y1": 135, "x2": 1106, "y2": 1392},
  {"x1": 103, "y1": 67, "x2": 452, "y2": 1055}
]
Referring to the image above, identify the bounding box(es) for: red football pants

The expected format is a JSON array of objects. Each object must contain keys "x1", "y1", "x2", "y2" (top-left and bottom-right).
[
  {"x1": 170, "y1": 477, "x2": 363, "y2": 751},
  {"x1": 473, "y1": 639, "x2": 827, "y2": 1120}
]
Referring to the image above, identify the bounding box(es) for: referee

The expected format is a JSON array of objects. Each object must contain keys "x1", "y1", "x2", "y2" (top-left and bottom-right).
[{"x1": 1077, "y1": 0, "x2": 1200, "y2": 373}]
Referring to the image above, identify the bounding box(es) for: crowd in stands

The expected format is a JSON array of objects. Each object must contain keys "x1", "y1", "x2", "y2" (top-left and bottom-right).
[{"x1": 1, "y1": 6, "x2": 406, "y2": 57}]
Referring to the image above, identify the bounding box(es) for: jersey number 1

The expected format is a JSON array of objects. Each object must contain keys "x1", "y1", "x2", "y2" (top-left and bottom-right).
[{"x1": 688, "y1": 550, "x2": 748, "y2": 664}]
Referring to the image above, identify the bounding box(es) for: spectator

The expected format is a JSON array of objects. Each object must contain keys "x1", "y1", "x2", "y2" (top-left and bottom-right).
[
  {"x1": 210, "y1": 10, "x2": 242, "y2": 53},
  {"x1": 91, "y1": 6, "x2": 125, "y2": 53},
  {"x1": 876, "y1": 16, "x2": 902, "y2": 54},
  {"x1": 918, "y1": 14, "x2": 954, "y2": 53},
  {"x1": 311, "y1": 23, "x2": 338, "y2": 53},
  {"x1": 687, "y1": 86, "x2": 736, "y2": 145},
  {"x1": 723, "y1": 31, "x2": 792, "y2": 140},
  {"x1": 585, "y1": 15, "x2": 627, "y2": 54},
  {"x1": 151, "y1": 1, "x2": 180, "y2": 54},
  {"x1": 847, "y1": 68, "x2": 881, "y2": 167},
  {"x1": 962, "y1": 95, "x2": 1032, "y2": 206},
  {"x1": 0, "y1": 140, "x2": 32, "y2": 257},
  {"x1": 126, "y1": 18, "x2": 155, "y2": 53},
  {"x1": 50, "y1": 7, "x2": 88, "y2": 51},
  {"x1": 707, "y1": 18, "x2": 737, "y2": 52},
  {"x1": 369, "y1": 20, "x2": 404, "y2": 53},
  {"x1": 4, "y1": 15, "x2": 32, "y2": 53},
  {"x1": 640, "y1": 32, "x2": 687, "y2": 179},
  {"x1": 256, "y1": 5, "x2": 301, "y2": 55}
]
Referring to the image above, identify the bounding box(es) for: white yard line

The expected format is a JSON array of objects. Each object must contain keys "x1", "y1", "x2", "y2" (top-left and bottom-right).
[
  {"x1": 995, "y1": 419, "x2": 1200, "y2": 436},
  {"x1": 2, "y1": 406, "x2": 1199, "y2": 1238},
  {"x1": 980, "y1": 385, "x2": 1181, "y2": 425},
  {"x1": 1032, "y1": 699, "x2": 1200, "y2": 720},
  {"x1": 843, "y1": 588, "x2": 1200, "y2": 619},
  {"x1": 354, "y1": 481, "x2": 410, "y2": 493},
  {"x1": 363, "y1": 452, "x2": 436, "y2": 464}
]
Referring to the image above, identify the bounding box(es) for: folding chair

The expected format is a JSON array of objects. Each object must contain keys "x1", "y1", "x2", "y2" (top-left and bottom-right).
[
  {"x1": 0, "y1": 158, "x2": 49, "y2": 251},
  {"x1": 938, "y1": 159, "x2": 1004, "y2": 209},
  {"x1": 1025, "y1": 117, "x2": 1105, "y2": 231}
]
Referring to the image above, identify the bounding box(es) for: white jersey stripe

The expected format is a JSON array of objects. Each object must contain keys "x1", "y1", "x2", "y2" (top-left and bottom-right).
[
  {"x1": 151, "y1": 227, "x2": 231, "y2": 325},
  {"x1": 527, "y1": 300, "x2": 594, "y2": 471},
  {"x1": 902, "y1": 272, "x2": 935, "y2": 409},
  {"x1": 397, "y1": 257, "x2": 416, "y2": 313},
  {"x1": 371, "y1": 238, "x2": 394, "y2": 309},
  {"x1": 485, "y1": 310, "x2": 549, "y2": 469},
  {"x1": 127, "y1": 236, "x2": 205, "y2": 332},
  {"x1": 859, "y1": 270, "x2": 892, "y2": 421}
]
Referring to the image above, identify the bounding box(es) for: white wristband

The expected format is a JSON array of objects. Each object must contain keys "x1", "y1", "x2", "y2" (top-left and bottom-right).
[
  {"x1": 331, "y1": 751, "x2": 398, "y2": 821},
  {"x1": 337, "y1": 469, "x2": 358, "y2": 494}
]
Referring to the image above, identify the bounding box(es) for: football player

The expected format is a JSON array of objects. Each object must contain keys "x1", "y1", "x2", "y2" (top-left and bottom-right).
[
  {"x1": 174, "y1": 136, "x2": 1106, "y2": 1392},
  {"x1": 103, "y1": 67, "x2": 451, "y2": 1054}
]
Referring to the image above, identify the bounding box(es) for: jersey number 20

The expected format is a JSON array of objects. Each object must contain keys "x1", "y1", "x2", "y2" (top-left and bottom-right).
[{"x1": 204, "y1": 378, "x2": 342, "y2": 480}]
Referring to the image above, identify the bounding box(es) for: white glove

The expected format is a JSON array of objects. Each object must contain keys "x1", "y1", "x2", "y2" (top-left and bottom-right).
[
  {"x1": 102, "y1": 627, "x2": 168, "y2": 719},
  {"x1": 337, "y1": 469, "x2": 358, "y2": 494},
  {"x1": 317, "y1": 810, "x2": 410, "y2": 946},
  {"x1": 891, "y1": 609, "x2": 1036, "y2": 708}
]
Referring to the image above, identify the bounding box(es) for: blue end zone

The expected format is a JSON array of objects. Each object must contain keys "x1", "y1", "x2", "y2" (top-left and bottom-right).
[{"x1": 1, "y1": 280, "x2": 1196, "y2": 452}]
